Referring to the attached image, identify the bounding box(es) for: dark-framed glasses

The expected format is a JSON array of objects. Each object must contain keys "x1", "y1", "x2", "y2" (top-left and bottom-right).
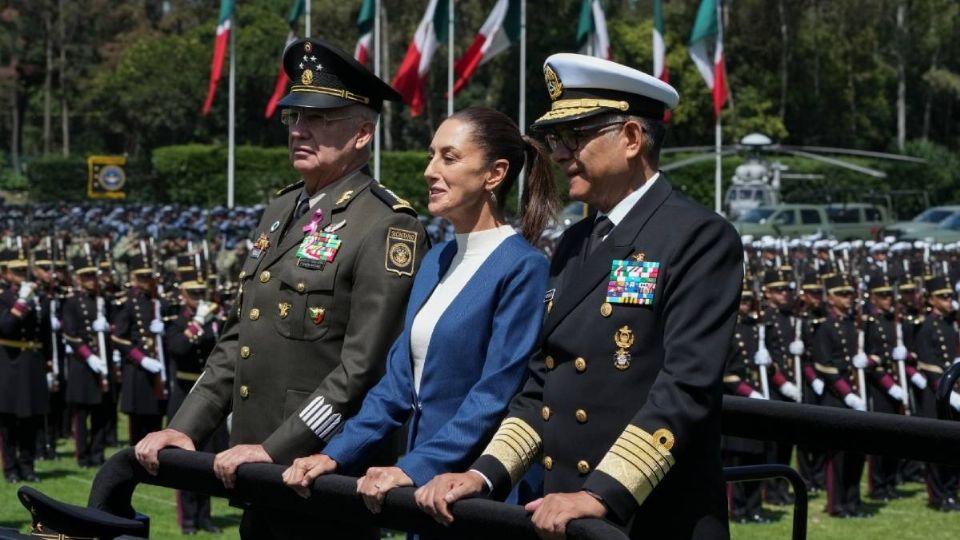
[
  {"x1": 280, "y1": 108, "x2": 356, "y2": 129},
  {"x1": 542, "y1": 120, "x2": 626, "y2": 153}
]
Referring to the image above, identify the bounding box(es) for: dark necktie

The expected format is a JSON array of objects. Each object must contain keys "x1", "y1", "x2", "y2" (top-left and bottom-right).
[
  {"x1": 294, "y1": 197, "x2": 311, "y2": 220},
  {"x1": 585, "y1": 215, "x2": 613, "y2": 256}
]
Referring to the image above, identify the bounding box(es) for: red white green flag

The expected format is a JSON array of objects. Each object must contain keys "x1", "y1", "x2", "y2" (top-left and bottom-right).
[
  {"x1": 354, "y1": 0, "x2": 375, "y2": 65},
  {"x1": 576, "y1": 0, "x2": 610, "y2": 60},
  {"x1": 689, "y1": 0, "x2": 728, "y2": 120},
  {"x1": 202, "y1": 0, "x2": 235, "y2": 115},
  {"x1": 264, "y1": 0, "x2": 305, "y2": 119},
  {"x1": 451, "y1": 0, "x2": 520, "y2": 96},
  {"x1": 652, "y1": 0, "x2": 671, "y2": 122},
  {"x1": 392, "y1": 0, "x2": 448, "y2": 117}
]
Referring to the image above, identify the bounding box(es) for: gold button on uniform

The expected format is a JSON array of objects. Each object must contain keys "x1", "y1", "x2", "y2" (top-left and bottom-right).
[
  {"x1": 239, "y1": 385, "x2": 249, "y2": 398},
  {"x1": 249, "y1": 308, "x2": 260, "y2": 321},
  {"x1": 240, "y1": 346, "x2": 251, "y2": 359},
  {"x1": 542, "y1": 406, "x2": 551, "y2": 421},
  {"x1": 575, "y1": 409, "x2": 588, "y2": 423},
  {"x1": 577, "y1": 460, "x2": 591, "y2": 474},
  {"x1": 543, "y1": 456, "x2": 553, "y2": 470},
  {"x1": 600, "y1": 302, "x2": 613, "y2": 317},
  {"x1": 574, "y1": 357, "x2": 587, "y2": 372},
  {"x1": 259, "y1": 270, "x2": 271, "y2": 283},
  {"x1": 297, "y1": 282, "x2": 306, "y2": 293},
  {"x1": 545, "y1": 355, "x2": 555, "y2": 369}
]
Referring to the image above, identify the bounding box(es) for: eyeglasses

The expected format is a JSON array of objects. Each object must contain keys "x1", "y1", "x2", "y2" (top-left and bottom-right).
[
  {"x1": 280, "y1": 108, "x2": 356, "y2": 129},
  {"x1": 542, "y1": 120, "x2": 626, "y2": 153}
]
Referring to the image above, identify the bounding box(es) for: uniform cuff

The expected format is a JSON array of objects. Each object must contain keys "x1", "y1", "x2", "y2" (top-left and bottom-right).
[
  {"x1": 129, "y1": 348, "x2": 145, "y2": 362},
  {"x1": 77, "y1": 344, "x2": 93, "y2": 360}
]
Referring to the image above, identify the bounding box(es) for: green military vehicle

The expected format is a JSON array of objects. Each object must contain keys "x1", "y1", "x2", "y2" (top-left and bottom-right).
[
  {"x1": 882, "y1": 205, "x2": 960, "y2": 240},
  {"x1": 734, "y1": 203, "x2": 890, "y2": 240}
]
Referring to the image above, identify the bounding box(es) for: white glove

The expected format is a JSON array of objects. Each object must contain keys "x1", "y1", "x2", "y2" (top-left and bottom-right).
[
  {"x1": 892, "y1": 345, "x2": 907, "y2": 362},
  {"x1": 789, "y1": 340, "x2": 805, "y2": 356},
  {"x1": 844, "y1": 393, "x2": 867, "y2": 411},
  {"x1": 17, "y1": 282, "x2": 36, "y2": 302},
  {"x1": 954, "y1": 357, "x2": 960, "y2": 367},
  {"x1": 64, "y1": 344, "x2": 74, "y2": 355},
  {"x1": 193, "y1": 301, "x2": 215, "y2": 325},
  {"x1": 811, "y1": 378, "x2": 825, "y2": 396},
  {"x1": 50, "y1": 315, "x2": 61, "y2": 332},
  {"x1": 749, "y1": 390, "x2": 766, "y2": 400},
  {"x1": 140, "y1": 356, "x2": 162, "y2": 374},
  {"x1": 112, "y1": 350, "x2": 121, "y2": 364},
  {"x1": 149, "y1": 319, "x2": 164, "y2": 334},
  {"x1": 753, "y1": 348, "x2": 772, "y2": 367},
  {"x1": 887, "y1": 385, "x2": 906, "y2": 402},
  {"x1": 911, "y1": 372, "x2": 928, "y2": 390},
  {"x1": 46, "y1": 372, "x2": 56, "y2": 390},
  {"x1": 779, "y1": 381, "x2": 801, "y2": 401},
  {"x1": 951, "y1": 392, "x2": 960, "y2": 412},
  {"x1": 92, "y1": 317, "x2": 109, "y2": 333},
  {"x1": 86, "y1": 354, "x2": 107, "y2": 375},
  {"x1": 852, "y1": 352, "x2": 869, "y2": 369}
]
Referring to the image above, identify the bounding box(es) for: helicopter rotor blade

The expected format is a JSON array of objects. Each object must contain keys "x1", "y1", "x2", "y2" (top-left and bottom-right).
[
  {"x1": 661, "y1": 146, "x2": 727, "y2": 155},
  {"x1": 777, "y1": 145, "x2": 926, "y2": 163},
  {"x1": 661, "y1": 149, "x2": 737, "y2": 171},
  {"x1": 778, "y1": 149, "x2": 888, "y2": 178}
]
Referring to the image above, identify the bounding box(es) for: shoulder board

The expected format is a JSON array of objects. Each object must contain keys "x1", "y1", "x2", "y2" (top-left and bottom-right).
[
  {"x1": 275, "y1": 180, "x2": 305, "y2": 197},
  {"x1": 370, "y1": 182, "x2": 417, "y2": 216}
]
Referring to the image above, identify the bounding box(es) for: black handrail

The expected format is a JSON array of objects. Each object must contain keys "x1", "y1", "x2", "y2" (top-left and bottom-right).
[
  {"x1": 724, "y1": 465, "x2": 807, "y2": 540},
  {"x1": 935, "y1": 362, "x2": 960, "y2": 421},
  {"x1": 88, "y1": 448, "x2": 629, "y2": 540}
]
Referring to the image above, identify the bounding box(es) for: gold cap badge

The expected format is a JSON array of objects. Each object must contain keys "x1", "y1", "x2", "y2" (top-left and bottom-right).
[{"x1": 544, "y1": 64, "x2": 563, "y2": 101}]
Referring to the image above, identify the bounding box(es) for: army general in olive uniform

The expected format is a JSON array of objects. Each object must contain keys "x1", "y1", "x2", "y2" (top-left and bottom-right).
[{"x1": 135, "y1": 38, "x2": 427, "y2": 539}]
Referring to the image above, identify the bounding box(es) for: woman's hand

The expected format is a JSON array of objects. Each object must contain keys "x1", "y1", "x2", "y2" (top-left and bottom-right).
[
  {"x1": 356, "y1": 466, "x2": 414, "y2": 514},
  {"x1": 281, "y1": 454, "x2": 337, "y2": 498}
]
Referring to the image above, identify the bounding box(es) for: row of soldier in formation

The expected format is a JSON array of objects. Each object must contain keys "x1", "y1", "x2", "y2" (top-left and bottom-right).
[
  {"x1": 725, "y1": 236, "x2": 960, "y2": 521},
  {"x1": 0, "y1": 236, "x2": 228, "y2": 534}
]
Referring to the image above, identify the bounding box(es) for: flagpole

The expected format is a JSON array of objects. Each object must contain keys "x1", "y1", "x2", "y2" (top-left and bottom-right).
[
  {"x1": 714, "y1": 0, "x2": 723, "y2": 215},
  {"x1": 373, "y1": 0, "x2": 381, "y2": 180},
  {"x1": 305, "y1": 0, "x2": 311, "y2": 37},
  {"x1": 227, "y1": 14, "x2": 236, "y2": 209},
  {"x1": 518, "y1": 0, "x2": 526, "y2": 212},
  {"x1": 447, "y1": 0, "x2": 454, "y2": 116}
]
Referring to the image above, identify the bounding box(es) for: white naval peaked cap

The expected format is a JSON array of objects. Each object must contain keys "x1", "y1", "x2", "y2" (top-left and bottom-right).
[{"x1": 532, "y1": 53, "x2": 679, "y2": 129}]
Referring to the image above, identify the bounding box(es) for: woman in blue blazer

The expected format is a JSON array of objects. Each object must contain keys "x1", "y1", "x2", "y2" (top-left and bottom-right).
[{"x1": 281, "y1": 107, "x2": 560, "y2": 513}]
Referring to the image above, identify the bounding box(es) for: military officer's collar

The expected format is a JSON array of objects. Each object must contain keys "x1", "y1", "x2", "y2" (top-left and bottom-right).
[
  {"x1": 297, "y1": 189, "x2": 326, "y2": 211},
  {"x1": 315, "y1": 165, "x2": 373, "y2": 210},
  {"x1": 596, "y1": 171, "x2": 660, "y2": 231}
]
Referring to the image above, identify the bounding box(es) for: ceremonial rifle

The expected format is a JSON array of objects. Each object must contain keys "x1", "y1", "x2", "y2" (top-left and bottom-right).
[
  {"x1": 86, "y1": 243, "x2": 110, "y2": 394},
  {"x1": 757, "y1": 323, "x2": 771, "y2": 399}
]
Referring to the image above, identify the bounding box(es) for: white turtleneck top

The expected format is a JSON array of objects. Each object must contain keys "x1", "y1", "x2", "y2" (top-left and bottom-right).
[{"x1": 410, "y1": 224, "x2": 517, "y2": 393}]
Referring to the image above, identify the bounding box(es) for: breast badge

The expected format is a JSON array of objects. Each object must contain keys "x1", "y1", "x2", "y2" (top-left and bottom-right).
[
  {"x1": 385, "y1": 227, "x2": 418, "y2": 276},
  {"x1": 614, "y1": 325, "x2": 635, "y2": 370},
  {"x1": 251, "y1": 233, "x2": 270, "y2": 259},
  {"x1": 607, "y1": 258, "x2": 659, "y2": 306}
]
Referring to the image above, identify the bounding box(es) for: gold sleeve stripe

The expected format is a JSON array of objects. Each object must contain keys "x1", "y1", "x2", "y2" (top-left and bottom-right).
[
  {"x1": 814, "y1": 362, "x2": 839, "y2": 375},
  {"x1": 480, "y1": 417, "x2": 542, "y2": 485},
  {"x1": 596, "y1": 425, "x2": 675, "y2": 507},
  {"x1": 722, "y1": 374, "x2": 741, "y2": 383},
  {"x1": 110, "y1": 336, "x2": 133, "y2": 345}
]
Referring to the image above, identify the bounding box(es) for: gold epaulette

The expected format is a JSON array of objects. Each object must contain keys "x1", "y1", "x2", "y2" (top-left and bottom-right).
[
  {"x1": 275, "y1": 180, "x2": 305, "y2": 196},
  {"x1": 595, "y1": 425, "x2": 675, "y2": 507},
  {"x1": 480, "y1": 417, "x2": 542, "y2": 484}
]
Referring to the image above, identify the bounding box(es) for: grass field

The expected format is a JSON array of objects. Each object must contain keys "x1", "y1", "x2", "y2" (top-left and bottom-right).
[{"x1": 1, "y1": 415, "x2": 958, "y2": 539}]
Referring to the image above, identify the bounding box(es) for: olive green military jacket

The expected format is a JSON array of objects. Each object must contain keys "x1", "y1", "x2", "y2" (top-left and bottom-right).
[{"x1": 169, "y1": 168, "x2": 427, "y2": 464}]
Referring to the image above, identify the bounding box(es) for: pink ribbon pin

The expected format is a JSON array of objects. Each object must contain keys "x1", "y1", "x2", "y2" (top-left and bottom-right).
[{"x1": 302, "y1": 208, "x2": 324, "y2": 234}]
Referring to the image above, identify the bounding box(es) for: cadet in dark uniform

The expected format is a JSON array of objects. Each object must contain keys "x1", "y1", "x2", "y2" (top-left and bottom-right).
[
  {"x1": 913, "y1": 276, "x2": 960, "y2": 511},
  {"x1": 31, "y1": 244, "x2": 64, "y2": 461},
  {"x1": 0, "y1": 247, "x2": 48, "y2": 483},
  {"x1": 62, "y1": 254, "x2": 113, "y2": 467},
  {"x1": 165, "y1": 268, "x2": 225, "y2": 534},
  {"x1": 111, "y1": 251, "x2": 167, "y2": 446},
  {"x1": 418, "y1": 54, "x2": 742, "y2": 539},
  {"x1": 813, "y1": 273, "x2": 870, "y2": 518},
  {"x1": 795, "y1": 270, "x2": 827, "y2": 493},
  {"x1": 722, "y1": 284, "x2": 769, "y2": 523},
  {"x1": 135, "y1": 38, "x2": 428, "y2": 540}
]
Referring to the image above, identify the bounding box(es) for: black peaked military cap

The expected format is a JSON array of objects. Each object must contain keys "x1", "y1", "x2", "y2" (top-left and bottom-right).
[
  {"x1": 16, "y1": 486, "x2": 148, "y2": 540},
  {"x1": 868, "y1": 271, "x2": 893, "y2": 293},
  {"x1": 277, "y1": 38, "x2": 401, "y2": 113},
  {"x1": 70, "y1": 255, "x2": 98, "y2": 275},
  {"x1": 924, "y1": 275, "x2": 953, "y2": 297},
  {"x1": 824, "y1": 273, "x2": 855, "y2": 294},
  {"x1": 762, "y1": 268, "x2": 791, "y2": 289}
]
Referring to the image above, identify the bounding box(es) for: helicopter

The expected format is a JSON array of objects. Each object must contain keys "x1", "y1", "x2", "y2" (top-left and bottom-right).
[{"x1": 660, "y1": 133, "x2": 927, "y2": 219}]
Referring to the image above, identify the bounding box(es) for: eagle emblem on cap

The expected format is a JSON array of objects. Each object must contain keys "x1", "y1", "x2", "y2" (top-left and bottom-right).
[
  {"x1": 301, "y1": 69, "x2": 314, "y2": 85},
  {"x1": 544, "y1": 64, "x2": 563, "y2": 101}
]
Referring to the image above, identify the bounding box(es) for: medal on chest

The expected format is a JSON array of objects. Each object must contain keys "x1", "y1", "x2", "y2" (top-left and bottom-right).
[
  {"x1": 296, "y1": 232, "x2": 342, "y2": 270},
  {"x1": 607, "y1": 256, "x2": 659, "y2": 306},
  {"x1": 613, "y1": 325, "x2": 635, "y2": 370},
  {"x1": 251, "y1": 233, "x2": 270, "y2": 259}
]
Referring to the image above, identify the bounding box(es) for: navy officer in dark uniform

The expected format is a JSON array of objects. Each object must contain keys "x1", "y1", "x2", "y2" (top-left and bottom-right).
[{"x1": 417, "y1": 53, "x2": 743, "y2": 539}]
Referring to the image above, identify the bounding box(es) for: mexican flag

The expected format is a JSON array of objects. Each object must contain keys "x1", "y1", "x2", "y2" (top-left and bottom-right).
[
  {"x1": 202, "y1": 0, "x2": 235, "y2": 115},
  {"x1": 576, "y1": 0, "x2": 610, "y2": 60},
  {"x1": 451, "y1": 0, "x2": 520, "y2": 96},
  {"x1": 689, "y1": 0, "x2": 728, "y2": 120},
  {"x1": 264, "y1": 0, "x2": 305, "y2": 119},
  {"x1": 392, "y1": 0, "x2": 448, "y2": 117},
  {"x1": 354, "y1": 0, "x2": 375, "y2": 65},
  {"x1": 652, "y1": 0, "x2": 671, "y2": 122}
]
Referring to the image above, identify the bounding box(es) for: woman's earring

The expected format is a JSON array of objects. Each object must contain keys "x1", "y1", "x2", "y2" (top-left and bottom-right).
[{"x1": 488, "y1": 190, "x2": 497, "y2": 205}]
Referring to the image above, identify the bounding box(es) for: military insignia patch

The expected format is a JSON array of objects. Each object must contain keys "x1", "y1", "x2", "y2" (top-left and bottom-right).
[
  {"x1": 308, "y1": 306, "x2": 325, "y2": 325},
  {"x1": 385, "y1": 227, "x2": 417, "y2": 276},
  {"x1": 336, "y1": 190, "x2": 354, "y2": 205},
  {"x1": 296, "y1": 232, "x2": 342, "y2": 270},
  {"x1": 544, "y1": 64, "x2": 563, "y2": 101},
  {"x1": 301, "y1": 69, "x2": 314, "y2": 85},
  {"x1": 606, "y1": 259, "x2": 660, "y2": 305}
]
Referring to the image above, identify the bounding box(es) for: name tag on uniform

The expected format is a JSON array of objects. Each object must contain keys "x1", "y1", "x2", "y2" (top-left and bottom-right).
[
  {"x1": 297, "y1": 232, "x2": 341, "y2": 270},
  {"x1": 606, "y1": 259, "x2": 659, "y2": 305}
]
